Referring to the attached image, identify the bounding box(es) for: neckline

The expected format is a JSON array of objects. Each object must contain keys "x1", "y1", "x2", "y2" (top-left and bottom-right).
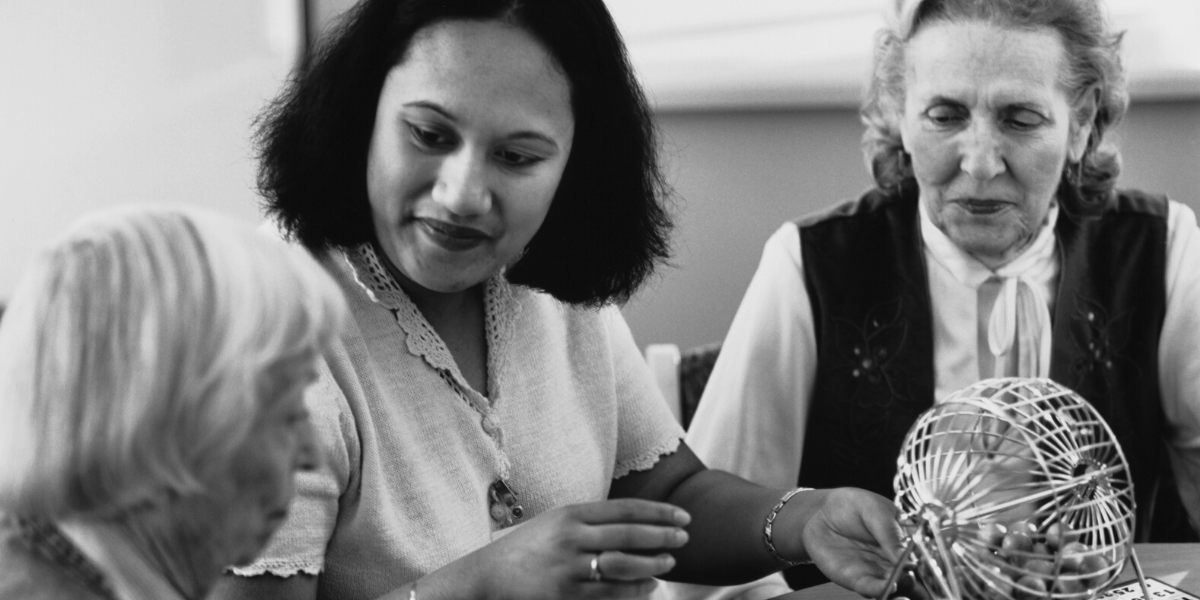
[
  {"x1": 341, "y1": 243, "x2": 522, "y2": 409},
  {"x1": 919, "y1": 199, "x2": 1060, "y2": 288},
  {"x1": 9, "y1": 515, "x2": 119, "y2": 600}
]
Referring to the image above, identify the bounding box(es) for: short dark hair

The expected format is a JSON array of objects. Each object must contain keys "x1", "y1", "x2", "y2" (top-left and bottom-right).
[
  {"x1": 255, "y1": 0, "x2": 673, "y2": 306},
  {"x1": 861, "y1": 0, "x2": 1127, "y2": 212}
]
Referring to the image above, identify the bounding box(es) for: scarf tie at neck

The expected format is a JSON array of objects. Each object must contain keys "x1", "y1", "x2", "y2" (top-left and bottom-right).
[{"x1": 984, "y1": 221, "x2": 1057, "y2": 378}]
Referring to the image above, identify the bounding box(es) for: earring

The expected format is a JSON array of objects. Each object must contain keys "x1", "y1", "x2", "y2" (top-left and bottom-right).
[{"x1": 1064, "y1": 160, "x2": 1083, "y2": 187}]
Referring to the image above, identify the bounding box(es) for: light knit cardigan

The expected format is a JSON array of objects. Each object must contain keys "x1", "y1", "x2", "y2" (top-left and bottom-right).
[{"x1": 235, "y1": 244, "x2": 685, "y2": 599}]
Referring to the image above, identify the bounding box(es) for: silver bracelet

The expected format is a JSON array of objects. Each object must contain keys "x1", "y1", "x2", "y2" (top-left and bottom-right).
[{"x1": 763, "y1": 487, "x2": 815, "y2": 567}]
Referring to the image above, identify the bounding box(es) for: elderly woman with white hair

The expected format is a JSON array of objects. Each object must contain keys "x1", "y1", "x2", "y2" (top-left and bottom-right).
[{"x1": 0, "y1": 205, "x2": 348, "y2": 600}]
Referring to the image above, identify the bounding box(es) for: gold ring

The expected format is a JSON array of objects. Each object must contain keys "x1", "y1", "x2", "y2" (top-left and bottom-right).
[{"x1": 589, "y1": 553, "x2": 603, "y2": 581}]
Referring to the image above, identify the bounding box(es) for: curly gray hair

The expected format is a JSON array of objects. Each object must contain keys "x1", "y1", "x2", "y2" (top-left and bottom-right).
[{"x1": 860, "y1": 0, "x2": 1127, "y2": 210}]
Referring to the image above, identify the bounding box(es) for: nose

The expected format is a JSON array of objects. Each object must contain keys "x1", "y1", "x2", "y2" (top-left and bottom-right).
[
  {"x1": 960, "y1": 120, "x2": 1006, "y2": 181},
  {"x1": 432, "y1": 150, "x2": 491, "y2": 216},
  {"x1": 294, "y1": 417, "x2": 321, "y2": 472}
]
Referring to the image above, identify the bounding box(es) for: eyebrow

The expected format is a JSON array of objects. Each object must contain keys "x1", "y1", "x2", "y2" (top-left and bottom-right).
[
  {"x1": 402, "y1": 100, "x2": 561, "y2": 152},
  {"x1": 404, "y1": 100, "x2": 457, "y2": 122},
  {"x1": 924, "y1": 95, "x2": 965, "y2": 106}
]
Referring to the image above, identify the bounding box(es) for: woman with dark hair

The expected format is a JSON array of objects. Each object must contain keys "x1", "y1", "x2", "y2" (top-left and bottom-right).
[
  {"x1": 212, "y1": 1, "x2": 903, "y2": 599},
  {"x1": 688, "y1": 0, "x2": 1200, "y2": 591}
]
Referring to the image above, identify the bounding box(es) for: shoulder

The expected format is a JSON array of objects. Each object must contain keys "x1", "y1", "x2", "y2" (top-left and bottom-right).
[
  {"x1": 793, "y1": 185, "x2": 916, "y2": 232},
  {"x1": 791, "y1": 185, "x2": 920, "y2": 259},
  {"x1": 1061, "y1": 188, "x2": 1173, "y2": 236},
  {"x1": 1167, "y1": 198, "x2": 1198, "y2": 234},
  {"x1": 0, "y1": 525, "x2": 104, "y2": 600},
  {"x1": 1109, "y1": 188, "x2": 1170, "y2": 218}
]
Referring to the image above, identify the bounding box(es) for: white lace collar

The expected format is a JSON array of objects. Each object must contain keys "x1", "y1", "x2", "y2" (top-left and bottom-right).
[{"x1": 341, "y1": 243, "x2": 522, "y2": 409}]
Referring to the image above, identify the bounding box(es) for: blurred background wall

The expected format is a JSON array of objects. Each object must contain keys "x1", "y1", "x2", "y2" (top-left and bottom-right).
[
  {"x1": 0, "y1": 0, "x2": 302, "y2": 299},
  {"x1": 3, "y1": 0, "x2": 1197, "y2": 357}
]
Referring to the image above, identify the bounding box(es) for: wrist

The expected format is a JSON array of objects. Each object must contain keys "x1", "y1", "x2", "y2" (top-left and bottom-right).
[
  {"x1": 765, "y1": 487, "x2": 825, "y2": 564},
  {"x1": 405, "y1": 548, "x2": 492, "y2": 600},
  {"x1": 461, "y1": 548, "x2": 495, "y2": 600}
]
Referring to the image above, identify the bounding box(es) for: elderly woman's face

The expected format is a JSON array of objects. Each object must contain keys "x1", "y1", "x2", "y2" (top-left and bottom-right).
[
  {"x1": 899, "y1": 20, "x2": 1090, "y2": 268},
  {"x1": 180, "y1": 355, "x2": 321, "y2": 568},
  {"x1": 365, "y1": 19, "x2": 575, "y2": 293}
]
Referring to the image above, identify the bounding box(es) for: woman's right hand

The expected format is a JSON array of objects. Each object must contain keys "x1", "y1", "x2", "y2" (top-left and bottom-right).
[{"x1": 466, "y1": 498, "x2": 691, "y2": 600}]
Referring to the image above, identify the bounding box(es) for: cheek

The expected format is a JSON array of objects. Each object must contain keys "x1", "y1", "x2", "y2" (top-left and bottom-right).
[
  {"x1": 366, "y1": 141, "x2": 428, "y2": 215},
  {"x1": 1018, "y1": 141, "x2": 1069, "y2": 188},
  {"x1": 907, "y1": 132, "x2": 958, "y2": 185},
  {"x1": 228, "y1": 440, "x2": 295, "y2": 504},
  {"x1": 506, "y1": 174, "x2": 561, "y2": 240}
]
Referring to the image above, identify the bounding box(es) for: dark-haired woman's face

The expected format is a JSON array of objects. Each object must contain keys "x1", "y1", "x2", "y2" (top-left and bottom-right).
[{"x1": 366, "y1": 19, "x2": 574, "y2": 294}]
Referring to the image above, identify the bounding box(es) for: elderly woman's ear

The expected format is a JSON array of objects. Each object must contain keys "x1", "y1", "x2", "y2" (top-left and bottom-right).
[{"x1": 1069, "y1": 86, "x2": 1101, "y2": 163}]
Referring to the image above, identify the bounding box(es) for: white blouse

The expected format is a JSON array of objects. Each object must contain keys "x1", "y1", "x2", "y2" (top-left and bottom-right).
[{"x1": 687, "y1": 199, "x2": 1200, "y2": 529}]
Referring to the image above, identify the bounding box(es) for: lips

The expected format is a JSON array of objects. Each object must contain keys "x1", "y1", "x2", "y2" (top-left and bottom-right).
[
  {"x1": 417, "y1": 218, "x2": 491, "y2": 251},
  {"x1": 954, "y1": 199, "x2": 1013, "y2": 215}
]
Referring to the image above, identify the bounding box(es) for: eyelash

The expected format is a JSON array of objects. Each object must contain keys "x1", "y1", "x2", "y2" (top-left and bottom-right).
[
  {"x1": 923, "y1": 108, "x2": 1044, "y2": 131},
  {"x1": 495, "y1": 149, "x2": 541, "y2": 167},
  {"x1": 925, "y1": 107, "x2": 966, "y2": 127},
  {"x1": 1003, "y1": 111, "x2": 1043, "y2": 131},
  {"x1": 406, "y1": 123, "x2": 545, "y2": 168},
  {"x1": 408, "y1": 123, "x2": 455, "y2": 149}
]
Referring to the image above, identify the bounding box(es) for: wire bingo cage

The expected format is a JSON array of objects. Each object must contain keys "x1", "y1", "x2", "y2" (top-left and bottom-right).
[{"x1": 879, "y1": 377, "x2": 1151, "y2": 600}]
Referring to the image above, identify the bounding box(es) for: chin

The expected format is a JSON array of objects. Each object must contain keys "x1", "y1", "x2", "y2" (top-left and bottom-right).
[
  {"x1": 411, "y1": 263, "x2": 496, "y2": 293},
  {"x1": 957, "y1": 235, "x2": 1025, "y2": 264},
  {"x1": 225, "y1": 533, "x2": 275, "y2": 567},
  {"x1": 415, "y1": 275, "x2": 483, "y2": 294}
]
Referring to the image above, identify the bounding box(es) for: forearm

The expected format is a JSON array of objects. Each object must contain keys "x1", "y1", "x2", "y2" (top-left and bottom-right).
[
  {"x1": 661, "y1": 468, "x2": 820, "y2": 585},
  {"x1": 397, "y1": 553, "x2": 489, "y2": 600}
]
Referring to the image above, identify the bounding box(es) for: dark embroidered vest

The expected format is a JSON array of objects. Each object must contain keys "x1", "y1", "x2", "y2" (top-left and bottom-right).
[{"x1": 789, "y1": 186, "x2": 1191, "y2": 588}]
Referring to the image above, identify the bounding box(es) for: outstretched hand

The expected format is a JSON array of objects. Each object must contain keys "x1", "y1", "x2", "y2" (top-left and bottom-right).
[
  {"x1": 801, "y1": 488, "x2": 904, "y2": 598},
  {"x1": 468, "y1": 498, "x2": 691, "y2": 600}
]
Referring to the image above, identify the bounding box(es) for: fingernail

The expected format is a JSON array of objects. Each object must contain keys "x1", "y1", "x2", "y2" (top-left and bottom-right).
[
  {"x1": 673, "y1": 509, "x2": 691, "y2": 526},
  {"x1": 674, "y1": 529, "x2": 689, "y2": 545}
]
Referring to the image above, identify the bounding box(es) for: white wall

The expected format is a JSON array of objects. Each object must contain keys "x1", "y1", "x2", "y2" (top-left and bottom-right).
[{"x1": 0, "y1": 0, "x2": 301, "y2": 299}]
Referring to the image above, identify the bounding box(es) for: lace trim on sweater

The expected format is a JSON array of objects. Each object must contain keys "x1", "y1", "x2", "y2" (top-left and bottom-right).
[
  {"x1": 613, "y1": 435, "x2": 683, "y2": 480},
  {"x1": 343, "y1": 244, "x2": 522, "y2": 475},
  {"x1": 228, "y1": 560, "x2": 323, "y2": 578}
]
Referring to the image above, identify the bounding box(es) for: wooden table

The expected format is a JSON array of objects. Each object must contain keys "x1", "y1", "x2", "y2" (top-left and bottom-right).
[{"x1": 770, "y1": 544, "x2": 1198, "y2": 599}]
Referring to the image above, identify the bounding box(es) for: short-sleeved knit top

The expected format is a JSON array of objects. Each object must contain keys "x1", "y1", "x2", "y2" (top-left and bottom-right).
[{"x1": 235, "y1": 244, "x2": 685, "y2": 600}]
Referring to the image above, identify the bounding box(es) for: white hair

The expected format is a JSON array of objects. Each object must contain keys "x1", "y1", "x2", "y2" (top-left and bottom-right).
[{"x1": 0, "y1": 205, "x2": 348, "y2": 518}]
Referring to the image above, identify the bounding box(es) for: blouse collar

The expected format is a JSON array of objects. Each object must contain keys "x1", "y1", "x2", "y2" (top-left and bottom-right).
[
  {"x1": 340, "y1": 243, "x2": 522, "y2": 404},
  {"x1": 58, "y1": 518, "x2": 190, "y2": 600}
]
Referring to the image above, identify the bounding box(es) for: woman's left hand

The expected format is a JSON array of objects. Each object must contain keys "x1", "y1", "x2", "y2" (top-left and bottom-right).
[{"x1": 801, "y1": 487, "x2": 903, "y2": 598}]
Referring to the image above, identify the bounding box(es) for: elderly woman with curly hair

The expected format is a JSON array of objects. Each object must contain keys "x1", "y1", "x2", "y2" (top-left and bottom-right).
[
  {"x1": 208, "y1": 1, "x2": 911, "y2": 599},
  {"x1": 0, "y1": 206, "x2": 348, "y2": 599},
  {"x1": 687, "y1": 0, "x2": 1200, "y2": 590}
]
